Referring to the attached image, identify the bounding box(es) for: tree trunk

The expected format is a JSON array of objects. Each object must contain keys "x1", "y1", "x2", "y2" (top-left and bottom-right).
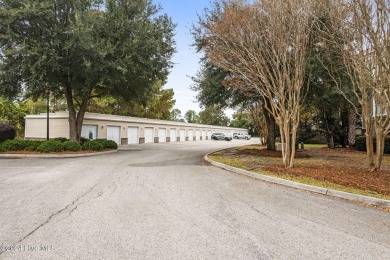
[
  {"x1": 348, "y1": 109, "x2": 356, "y2": 146},
  {"x1": 262, "y1": 103, "x2": 275, "y2": 150},
  {"x1": 328, "y1": 132, "x2": 335, "y2": 149},
  {"x1": 64, "y1": 83, "x2": 90, "y2": 143}
]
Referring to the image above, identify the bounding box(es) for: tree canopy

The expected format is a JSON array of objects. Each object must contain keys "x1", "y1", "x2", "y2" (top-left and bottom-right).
[{"x1": 0, "y1": 0, "x2": 176, "y2": 141}]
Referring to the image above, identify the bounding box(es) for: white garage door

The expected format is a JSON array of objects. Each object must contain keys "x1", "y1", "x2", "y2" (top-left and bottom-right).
[
  {"x1": 145, "y1": 127, "x2": 154, "y2": 143},
  {"x1": 170, "y1": 128, "x2": 176, "y2": 142},
  {"x1": 81, "y1": 124, "x2": 98, "y2": 140},
  {"x1": 195, "y1": 130, "x2": 201, "y2": 141},
  {"x1": 188, "y1": 130, "x2": 194, "y2": 141},
  {"x1": 107, "y1": 126, "x2": 121, "y2": 145},
  {"x1": 158, "y1": 128, "x2": 166, "y2": 143},
  {"x1": 208, "y1": 130, "x2": 212, "y2": 139},
  {"x1": 202, "y1": 130, "x2": 206, "y2": 140},
  {"x1": 180, "y1": 129, "x2": 185, "y2": 141},
  {"x1": 127, "y1": 127, "x2": 139, "y2": 144}
]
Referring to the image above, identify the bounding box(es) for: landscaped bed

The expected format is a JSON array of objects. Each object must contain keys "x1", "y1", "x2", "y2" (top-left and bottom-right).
[
  {"x1": 209, "y1": 144, "x2": 390, "y2": 201},
  {"x1": 0, "y1": 138, "x2": 118, "y2": 154}
]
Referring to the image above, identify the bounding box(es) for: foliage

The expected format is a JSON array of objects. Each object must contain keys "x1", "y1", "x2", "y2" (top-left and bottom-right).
[
  {"x1": 0, "y1": 0, "x2": 176, "y2": 142},
  {"x1": 195, "y1": 0, "x2": 315, "y2": 167},
  {"x1": 24, "y1": 140, "x2": 43, "y2": 151},
  {"x1": 52, "y1": 137, "x2": 69, "y2": 143},
  {"x1": 0, "y1": 98, "x2": 27, "y2": 137},
  {"x1": 101, "y1": 140, "x2": 117, "y2": 150},
  {"x1": 63, "y1": 141, "x2": 81, "y2": 152},
  {"x1": 230, "y1": 112, "x2": 255, "y2": 135},
  {"x1": 0, "y1": 139, "x2": 28, "y2": 151},
  {"x1": 170, "y1": 109, "x2": 182, "y2": 121},
  {"x1": 0, "y1": 123, "x2": 16, "y2": 142},
  {"x1": 82, "y1": 140, "x2": 104, "y2": 151},
  {"x1": 184, "y1": 110, "x2": 199, "y2": 123},
  {"x1": 36, "y1": 140, "x2": 64, "y2": 153},
  {"x1": 198, "y1": 106, "x2": 230, "y2": 126}
]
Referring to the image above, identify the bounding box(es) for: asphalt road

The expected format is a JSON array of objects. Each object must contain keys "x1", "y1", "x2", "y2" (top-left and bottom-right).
[{"x1": 0, "y1": 139, "x2": 389, "y2": 259}]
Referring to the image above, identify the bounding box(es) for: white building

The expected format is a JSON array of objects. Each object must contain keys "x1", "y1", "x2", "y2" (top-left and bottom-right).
[{"x1": 24, "y1": 112, "x2": 248, "y2": 145}]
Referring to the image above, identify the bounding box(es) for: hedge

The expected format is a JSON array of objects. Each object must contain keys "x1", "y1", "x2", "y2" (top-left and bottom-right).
[
  {"x1": 36, "y1": 140, "x2": 64, "y2": 153},
  {"x1": 0, "y1": 123, "x2": 16, "y2": 142},
  {"x1": 355, "y1": 136, "x2": 390, "y2": 154},
  {"x1": 0, "y1": 139, "x2": 28, "y2": 151},
  {"x1": 63, "y1": 141, "x2": 81, "y2": 152},
  {"x1": 82, "y1": 140, "x2": 104, "y2": 151}
]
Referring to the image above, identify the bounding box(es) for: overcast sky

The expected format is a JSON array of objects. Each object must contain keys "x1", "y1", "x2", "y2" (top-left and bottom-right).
[{"x1": 152, "y1": 0, "x2": 235, "y2": 118}]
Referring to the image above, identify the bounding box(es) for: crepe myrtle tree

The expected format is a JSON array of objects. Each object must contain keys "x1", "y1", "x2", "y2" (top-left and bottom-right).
[
  {"x1": 195, "y1": 0, "x2": 316, "y2": 168},
  {"x1": 0, "y1": 0, "x2": 176, "y2": 142},
  {"x1": 320, "y1": 0, "x2": 390, "y2": 171}
]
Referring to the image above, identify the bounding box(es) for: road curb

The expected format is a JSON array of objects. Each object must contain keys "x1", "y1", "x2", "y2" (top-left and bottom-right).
[
  {"x1": 204, "y1": 154, "x2": 390, "y2": 208},
  {"x1": 0, "y1": 149, "x2": 118, "y2": 158}
]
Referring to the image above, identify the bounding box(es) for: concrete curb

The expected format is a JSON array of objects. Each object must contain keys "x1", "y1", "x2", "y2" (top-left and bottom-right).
[
  {"x1": 0, "y1": 149, "x2": 118, "y2": 158},
  {"x1": 204, "y1": 154, "x2": 390, "y2": 208}
]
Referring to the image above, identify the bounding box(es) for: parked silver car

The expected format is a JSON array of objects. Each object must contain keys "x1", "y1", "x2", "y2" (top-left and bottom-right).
[
  {"x1": 233, "y1": 133, "x2": 251, "y2": 140},
  {"x1": 211, "y1": 133, "x2": 232, "y2": 141}
]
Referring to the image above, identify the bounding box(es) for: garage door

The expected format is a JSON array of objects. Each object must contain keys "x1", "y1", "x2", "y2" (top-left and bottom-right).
[
  {"x1": 188, "y1": 130, "x2": 194, "y2": 141},
  {"x1": 170, "y1": 128, "x2": 176, "y2": 142},
  {"x1": 195, "y1": 130, "x2": 201, "y2": 141},
  {"x1": 81, "y1": 124, "x2": 98, "y2": 140},
  {"x1": 202, "y1": 130, "x2": 206, "y2": 140},
  {"x1": 158, "y1": 128, "x2": 166, "y2": 143},
  {"x1": 107, "y1": 126, "x2": 121, "y2": 145},
  {"x1": 180, "y1": 129, "x2": 185, "y2": 141},
  {"x1": 127, "y1": 127, "x2": 139, "y2": 144},
  {"x1": 208, "y1": 130, "x2": 212, "y2": 139},
  {"x1": 145, "y1": 127, "x2": 154, "y2": 143}
]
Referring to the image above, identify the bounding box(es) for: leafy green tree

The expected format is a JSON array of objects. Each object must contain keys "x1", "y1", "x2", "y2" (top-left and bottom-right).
[
  {"x1": 0, "y1": 0, "x2": 175, "y2": 142},
  {"x1": 170, "y1": 108, "x2": 182, "y2": 121},
  {"x1": 0, "y1": 97, "x2": 27, "y2": 137},
  {"x1": 184, "y1": 110, "x2": 199, "y2": 123},
  {"x1": 230, "y1": 112, "x2": 255, "y2": 135},
  {"x1": 198, "y1": 106, "x2": 230, "y2": 126}
]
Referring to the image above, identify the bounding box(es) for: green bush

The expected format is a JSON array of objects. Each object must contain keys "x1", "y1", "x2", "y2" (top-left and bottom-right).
[
  {"x1": 52, "y1": 137, "x2": 69, "y2": 143},
  {"x1": 0, "y1": 139, "x2": 28, "y2": 151},
  {"x1": 80, "y1": 137, "x2": 89, "y2": 146},
  {"x1": 0, "y1": 123, "x2": 16, "y2": 142},
  {"x1": 37, "y1": 140, "x2": 64, "y2": 153},
  {"x1": 355, "y1": 136, "x2": 367, "y2": 151},
  {"x1": 102, "y1": 140, "x2": 118, "y2": 149},
  {"x1": 82, "y1": 140, "x2": 104, "y2": 151},
  {"x1": 25, "y1": 140, "x2": 43, "y2": 151},
  {"x1": 82, "y1": 141, "x2": 91, "y2": 150},
  {"x1": 63, "y1": 141, "x2": 81, "y2": 152}
]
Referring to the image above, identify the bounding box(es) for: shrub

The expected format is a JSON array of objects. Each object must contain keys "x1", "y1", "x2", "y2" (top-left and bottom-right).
[
  {"x1": 63, "y1": 141, "x2": 81, "y2": 152},
  {"x1": 0, "y1": 139, "x2": 28, "y2": 151},
  {"x1": 102, "y1": 140, "x2": 117, "y2": 149},
  {"x1": 0, "y1": 123, "x2": 16, "y2": 142},
  {"x1": 52, "y1": 137, "x2": 69, "y2": 143},
  {"x1": 37, "y1": 140, "x2": 64, "y2": 153},
  {"x1": 355, "y1": 136, "x2": 367, "y2": 151},
  {"x1": 82, "y1": 141, "x2": 91, "y2": 150},
  {"x1": 82, "y1": 140, "x2": 103, "y2": 151},
  {"x1": 25, "y1": 140, "x2": 43, "y2": 151},
  {"x1": 80, "y1": 137, "x2": 89, "y2": 146}
]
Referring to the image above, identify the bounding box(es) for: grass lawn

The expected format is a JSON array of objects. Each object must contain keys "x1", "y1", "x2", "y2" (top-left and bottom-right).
[{"x1": 209, "y1": 144, "x2": 390, "y2": 201}]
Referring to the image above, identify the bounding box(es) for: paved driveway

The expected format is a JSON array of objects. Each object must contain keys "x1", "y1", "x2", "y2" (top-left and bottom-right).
[{"x1": 0, "y1": 140, "x2": 389, "y2": 259}]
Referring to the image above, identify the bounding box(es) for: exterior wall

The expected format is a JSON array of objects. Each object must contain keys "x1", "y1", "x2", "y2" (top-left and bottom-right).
[{"x1": 25, "y1": 112, "x2": 248, "y2": 142}]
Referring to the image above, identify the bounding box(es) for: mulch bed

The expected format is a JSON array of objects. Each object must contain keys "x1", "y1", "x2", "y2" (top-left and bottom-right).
[
  {"x1": 225, "y1": 147, "x2": 390, "y2": 196},
  {"x1": 264, "y1": 164, "x2": 390, "y2": 196},
  {"x1": 237, "y1": 148, "x2": 311, "y2": 158}
]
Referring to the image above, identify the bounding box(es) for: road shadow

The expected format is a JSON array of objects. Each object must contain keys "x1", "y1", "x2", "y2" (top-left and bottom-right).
[{"x1": 128, "y1": 156, "x2": 205, "y2": 167}]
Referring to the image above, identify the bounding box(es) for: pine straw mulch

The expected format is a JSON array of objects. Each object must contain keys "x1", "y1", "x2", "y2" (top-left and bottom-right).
[{"x1": 223, "y1": 147, "x2": 390, "y2": 196}]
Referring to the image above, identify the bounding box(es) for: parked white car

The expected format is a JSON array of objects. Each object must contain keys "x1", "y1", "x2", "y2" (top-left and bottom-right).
[{"x1": 233, "y1": 133, "x2": 251, "y2": 140}]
